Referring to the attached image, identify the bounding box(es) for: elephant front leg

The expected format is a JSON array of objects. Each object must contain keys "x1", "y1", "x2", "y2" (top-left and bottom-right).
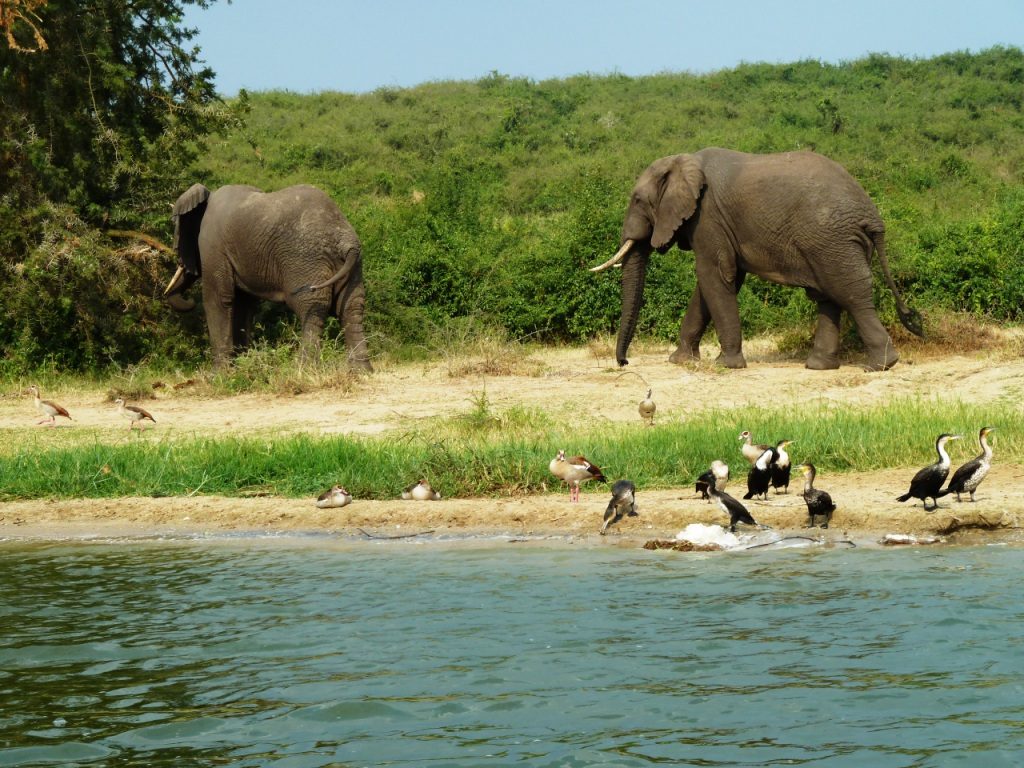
[
  {"x1": 203, "y1": 279, "x2": 236, "y2": 369},
  {"x1": 806, "y1": 295, "x2": 842, "y2": 370},
  {"x1": 694, "y1": 257, "x2": 746, "y2": 369},
  {"x1": 670, "y1": 286, "x2": 711, "y2": 364}
]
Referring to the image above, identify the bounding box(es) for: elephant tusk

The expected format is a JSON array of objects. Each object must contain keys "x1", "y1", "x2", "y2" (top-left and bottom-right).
[
  {"x1": 590, "y1": 239, "x2": 634, "y2": 273},
  {"x1": 163, "y1": 266, "x2": 185, "y2": 296}
]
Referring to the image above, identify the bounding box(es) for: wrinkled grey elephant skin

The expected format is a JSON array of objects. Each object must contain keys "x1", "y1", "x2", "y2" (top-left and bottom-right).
[
  {"x1": 164, "y1": 183, "x2": 371, "y2": 371},
  {"x1": 600, "y1": 148, "x2": 922, "y2": 372}
]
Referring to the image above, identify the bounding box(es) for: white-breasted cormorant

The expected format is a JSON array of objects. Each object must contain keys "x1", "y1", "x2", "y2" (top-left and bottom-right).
[
  {"x1": 770, "y1": 439, "x2": 794, "y2": 493},
  {"x1": 601, "y1": 479, "x2": 638, "y2": 534},
  {"x1": 797, "y1": 463, "x2": 835, "y2": 528},
  {"x1": 549, "y1": 450, "x2": 607, "y2": 502},
  {"x1": 744, "y1": 448, "x2": 775, "y2": 500},
  {"x1": 708, "y1": 476, "x2": 760, "y2": 533},
  {"x1": 946, "y1": 426, "x2": 996, "y2": 502},
  {"x1": 896, "y1": 433, "x2": 962, "y2": 510},
  {"x1": 696, "y1": 460, "x2": 730, "y2": 501}
]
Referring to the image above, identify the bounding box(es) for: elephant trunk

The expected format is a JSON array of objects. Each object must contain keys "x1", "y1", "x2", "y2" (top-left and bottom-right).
[
  {"x1": 615, "y1": 245, "x2": 650, "y2": 366},
  {"x1": 163, "y1": 265, "x2": 198, "y2": 312}
]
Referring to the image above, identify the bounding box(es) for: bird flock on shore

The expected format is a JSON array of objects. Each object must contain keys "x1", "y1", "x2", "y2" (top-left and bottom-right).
[{"x1": 25, "y1": 384, "x2": 997, "y2": 525}]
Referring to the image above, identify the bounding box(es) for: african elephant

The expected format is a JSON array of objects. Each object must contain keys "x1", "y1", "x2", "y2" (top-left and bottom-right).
[
  {"x1": 163, "y1": 183, "x2": 371, "y2": 371},
  {"x1": 592, "y1": 148, "x2": 923, "y2": 371}
]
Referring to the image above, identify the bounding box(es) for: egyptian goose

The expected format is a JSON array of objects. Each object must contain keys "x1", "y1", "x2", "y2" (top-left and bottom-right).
[
  {"x1": 115, "y1": 398, "x2": 157, "y2": 430},
  {"x1": 695, "y1": 460, "x2": 730, "y2": 501},
  {"x1": 29, "y1": 385, "x2": 72, "y2": 425},
  {"x1": 402, "y1": 479, "x2": 441, "y2": 501},
  {"x1": 316, "y1": 485, "x2": 353, "y2": 509},
  {"x1": 549, "y1": 449, "x2": 607, "y2": 502},
  {"x1": 601, "y1": 479, "x2": 637, "y2": 534},
  {"x1": 638, "y1": 389, "x2": 656, "y2": 426},
  {"x1": 738, "y1": 430, "x2": 772, "y2": 464}
]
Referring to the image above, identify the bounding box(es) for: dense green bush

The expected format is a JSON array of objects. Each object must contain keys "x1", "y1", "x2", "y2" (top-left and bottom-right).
[{"x1": 3, "y1": 44, "x2": 1024, "y2": 373}]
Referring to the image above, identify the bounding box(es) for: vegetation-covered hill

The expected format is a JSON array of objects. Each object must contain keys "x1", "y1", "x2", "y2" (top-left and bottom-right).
[{"x1": 5, "y1": 43, "x2": 1024, "y2": 373}]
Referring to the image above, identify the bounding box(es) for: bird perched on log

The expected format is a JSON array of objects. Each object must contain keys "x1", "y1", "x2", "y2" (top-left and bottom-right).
[
  {"x1": 316, "y1": 485, "x2": 352, "y2": 509},
  {"x1": 28, "y1": 385, "x2": 72, "y2": 426},
  {"x1": 946, "y1": 426, "x2": 996, "y2": 502},
  {"x1": 549, "y1": 449, "x2": 607, "y2": 502},
  {"x1": 115, "y1": 398, "x2": 156, "y2": 431},
  {"x1": 638, "y1": 389, "x2": 656, "y2": 426},
  {"x1": 601, "y1": 479, "x2": 638, "y2": 534},
  {"x1": 402, "y1": 479, "x2": 441, "y2": 501},
  {"x1": 743, "y1": 448, "x2": 775, "y2": 500},
  {"x1": 797, "y1": 463, "x2": 836, "y2": 528},
  {"x1": 738, "y1": 430, "x2": 772, "y2": 464},
  {"x1": 896, "y1": 433, "x2": 962, "y2": 510},
  {"x1": 770, "y1": 440, "x2": 794, "y2": 494},
  {"x1": 708, "y1": 476, "x2": 761, "y2": 533},
  {"x1": 695, "y1": 460, "x2": 730, "y2": 501}
]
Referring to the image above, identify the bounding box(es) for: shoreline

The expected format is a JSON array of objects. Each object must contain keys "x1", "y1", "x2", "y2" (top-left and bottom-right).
[{"x1": 3, "y1": 466, "x2": 1021, "y2": 549}]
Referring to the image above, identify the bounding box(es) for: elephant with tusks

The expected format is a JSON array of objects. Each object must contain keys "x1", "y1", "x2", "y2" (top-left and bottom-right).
[
  {"x1": 593, "y1": 148, "x2": 923, "y2": 371},
  {"x1": 164, "y1": 183, "x2": 371, "y2": 371}
]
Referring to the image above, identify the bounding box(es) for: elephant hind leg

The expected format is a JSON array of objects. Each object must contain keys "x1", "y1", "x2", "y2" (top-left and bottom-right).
[
  {"x1": 339, "y1": 280, "x2": 372, "y2": 372},
  {"x1": 806, "y1": 294, "x2": 842, "y2": 370},
  {"x1": 847, "y1": 304, "x2": 900, "y2": 371}
]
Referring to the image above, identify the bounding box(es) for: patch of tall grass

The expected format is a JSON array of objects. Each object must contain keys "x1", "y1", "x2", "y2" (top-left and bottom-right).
[{"x1": 1, "y1": 398, "x2": 1018, "y2": 502}]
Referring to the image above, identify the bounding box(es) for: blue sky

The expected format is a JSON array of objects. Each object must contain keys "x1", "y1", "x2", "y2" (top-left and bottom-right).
[{"x1": 184, "y1": 0, "x2": 1024, "y2": 95}]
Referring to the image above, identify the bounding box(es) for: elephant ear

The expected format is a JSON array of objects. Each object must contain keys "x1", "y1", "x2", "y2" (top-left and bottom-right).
[
  {"x1": 651, "y1": 155, "x2": 705, "y2": 250},
  {"x1": 172, "y1": 183, "x2": 210, "y2": 276}
]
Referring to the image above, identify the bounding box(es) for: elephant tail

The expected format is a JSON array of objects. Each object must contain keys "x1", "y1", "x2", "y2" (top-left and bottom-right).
[
  {"x1": 871, "y1": 229, "x2": 924, "y2": 338},
  {"x1": 291, "y1": 254, "x2": 358, "y2": 296}
]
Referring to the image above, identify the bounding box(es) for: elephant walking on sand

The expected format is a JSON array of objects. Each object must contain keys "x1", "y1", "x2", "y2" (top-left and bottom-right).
[
  {"x1": 163, "y1": 184, "x2": 371, "y2": 371},
  {"x1": 592, "y1": 148, "x2": 923, "y2": 371}
]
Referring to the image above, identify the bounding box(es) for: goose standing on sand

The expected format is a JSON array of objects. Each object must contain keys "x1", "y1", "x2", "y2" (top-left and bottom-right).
[
  {"x1": 738, "y1": 430, "x2": 772, "y2": 465},
  {"x1": 402, "y1": 479, "x2": 441, "y2": 501},
  {"x1": 28, "y1": 385, "x2": 72, "y2": 426},
  {"x1": 549, "y1": 449, "x2": 607, "y2": 502},
  {"x1": 695, "y1": 460, "x2": 730, "y2": 501},
  {"x1": 770, "y1": 440, "x2": 794, "y2": 494},
  {"x1": 316, "y1": 485, "x2": 352, "y2": 509},
  {"x1": 601, "y1": 479, "x2": 638, "y2": 534},
  {"x1": 708, "y1": 477, "x2": 762, "y2": 533},
  {"x1": 896, "y1": 433, "x2": 962, "y2": 511},
  {"x1": 743, "y1": 448, "x2": 775, "y2": 500},
  {"x1": 638, "y1": 389, "x2": 656, "y2": 426},
  {"x1": 946, "y1": 426, "x2": 996, "y2": 502},
  {"x1": 115, "y1": 398, "x2": 157, "y2": 430},
  {"x1": 797, "y1": 463, "x2": 836, "y2": 528}
]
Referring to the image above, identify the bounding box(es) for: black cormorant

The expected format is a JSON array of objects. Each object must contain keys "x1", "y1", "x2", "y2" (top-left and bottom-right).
[
  {"x1": 708, "y1": 477, "x2": 760, "y2": 533},
  {"x1": 896, "y1": 433, "x2": 962, "y2": 510},
  {"x1": 743, "y1": 448, "x2": 775, "y2": 500},
  {"x1": 770, "y1": 439, "x2": 794, "y2": 493},
  {"x1": 601, "y1": 479, "x2": 637, "y2": 534},
  {"x1": 797, "y1": 463, "x2": 836, "y2": 528},
  {"x1": 946, "y1": 426, "x2": 996, "y2": 502},
  {"x1": 695, "y1": 460, "x2": 730, "y2": 501}
]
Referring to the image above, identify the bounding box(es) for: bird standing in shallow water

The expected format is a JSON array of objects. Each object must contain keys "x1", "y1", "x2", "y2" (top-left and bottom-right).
[
  {"x1": 549, "y1": 449, "x2": 607, "y2": 502},
  {"x1": 601, "y1": 479, "x2": 638, "y2": 534},
  {"x1": 738, "y1": 430, "x2": 772, "y2": 465},
  {"x1": 316, "y1": 485, "x2": 352, "y2": 508},
  {"x1": 743, "y1": 448, "x2": 775, "y2": 500},
  {"x1": 946, "y1": 426, "x2": 996, "y2": 502},
  {"x1": 29, "y1": 386, "x2": 72, "y2": 426},
  {"x1": 115, "y1": 398, "x2": 156, "y2": 430},
  {"x1": 696, "y1": 460, "x2": 730, "y2": 501},
  {"x1": 896, "y1": 433, "x2": 962, "y2": 510},
  {"x1": 638, "y1": 389, "x2": 656, "y2": 426},
  {"x1": 770, "y1": 440, "x2": 794, "y2": 494},
  {"x1": 797, "y1": 463, "x2": 836, "y2": 528},
  {"x1": 708, "y1": 476, "x2": 761, "y2": 533},
  {"x1": 402, "y1": 479, "x2": 441, "y2": 501}
]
